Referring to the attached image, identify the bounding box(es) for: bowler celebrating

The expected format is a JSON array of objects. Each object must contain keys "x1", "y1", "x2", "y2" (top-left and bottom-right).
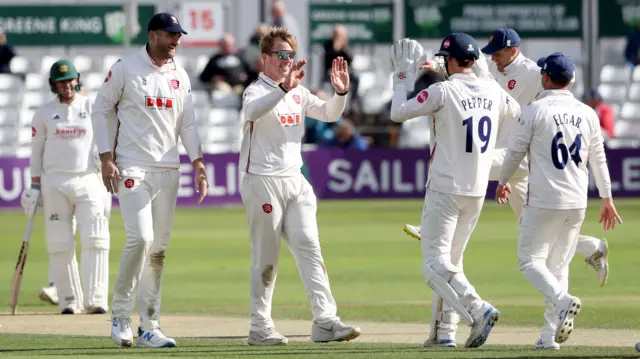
[{"x1": 239, "y1": 26, "x2": 360, "y2": 346}]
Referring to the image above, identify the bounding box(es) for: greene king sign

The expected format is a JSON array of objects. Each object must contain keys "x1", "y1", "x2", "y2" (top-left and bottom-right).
[{"x1": 0, "y1": 5, "x2": 156, "y2": 46}]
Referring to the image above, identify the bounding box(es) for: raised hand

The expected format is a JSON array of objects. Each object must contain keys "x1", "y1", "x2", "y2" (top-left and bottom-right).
[
  {"x1": 390, "y1": 38, "x2": 424, "y2": 92},
  {"x1": 282, "y1": 59, "x2": 307, "y2": 91},
  {"x1": 330, "y1": 57, "x2": 350, "y2": 93}
]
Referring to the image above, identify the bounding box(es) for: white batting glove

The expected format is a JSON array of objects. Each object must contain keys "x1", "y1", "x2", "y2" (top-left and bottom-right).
[
  {"x1": 20, "y1": 184, "x2": 42, "y2": 216},
  {"x1": 390, "y1": 38, "x2": 424, "y2": 92}
]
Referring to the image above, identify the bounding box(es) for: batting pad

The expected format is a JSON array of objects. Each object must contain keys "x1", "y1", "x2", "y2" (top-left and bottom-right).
[
  {"x1": 50, "y1": 250, "x2": 83, "y2": 311},
  {"x1": 423, "y1": 264, "x2": 474, "y2": 326},
  {"x1": 81, "y1": 248, "x2": 109, "y2": 308},
  {"x1": 80, "y1": 215, "x2": 109, "y2": 249}
]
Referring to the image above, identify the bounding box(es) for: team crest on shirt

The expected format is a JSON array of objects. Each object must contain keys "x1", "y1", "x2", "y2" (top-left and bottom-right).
[
  {"x1": 262, "y1": 204, "x2": 272, "y2": 214},
  {"x1": 508, "y1": 79, "x2": 516, "y2": 90},
  {"x1": 124, "y1": 178, "x2": 135, "y2": 189},
  {"x1": 417, "y1": 90, "x2": 429, "y2": 103},
  {"x1": 292, "y1": 94, "x2": 301, "y2": 104},
  {"x1": 278, "y1": 113, "x2": 302, "y2": 127},
  {"x1": 32, "y1": 127, "x2": 36, "y2": 137},
  {"x1": 170, "y1": 79, "x2": 180, "y2": 89}
]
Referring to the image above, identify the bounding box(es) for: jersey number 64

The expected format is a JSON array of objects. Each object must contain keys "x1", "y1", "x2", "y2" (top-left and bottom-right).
[{"x1": 551, "y1": 131, "x2": 583, "y2": 170}]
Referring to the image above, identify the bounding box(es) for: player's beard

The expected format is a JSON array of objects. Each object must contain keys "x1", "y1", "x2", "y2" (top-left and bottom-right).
[{"x1": 165, "y1": 45, "x2": 177, "y2": 59}]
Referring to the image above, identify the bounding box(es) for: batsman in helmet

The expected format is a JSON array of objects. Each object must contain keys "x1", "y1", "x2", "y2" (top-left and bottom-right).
[{"x1": 22, "y1": 59, "x2": 112, "y2": 314}]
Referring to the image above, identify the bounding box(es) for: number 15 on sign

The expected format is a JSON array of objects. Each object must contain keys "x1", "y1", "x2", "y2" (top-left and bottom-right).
[{"x1": 180, "y1": 0, "x2": 224, "y2": 47}]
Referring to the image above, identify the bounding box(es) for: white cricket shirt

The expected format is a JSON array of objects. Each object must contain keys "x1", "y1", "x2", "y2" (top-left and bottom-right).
[
  {"x1": 239, "y1": 73, "x2": 346, "y2": 176},
  {"x1": 30, "y1": 94, "x2": 99, "y2": 177},
  {"x1": 391, "y1": 72, "x2": 521, "y2": 196},
  {"x1": 500, "y1": 90, "x2": 612, "y2": 209},
  {"x1": 92, "y1": 46, "x2": 203, "y2": 171},
  {"x1": 488, "y1": 52, "x2": 543, "y2": 149}
]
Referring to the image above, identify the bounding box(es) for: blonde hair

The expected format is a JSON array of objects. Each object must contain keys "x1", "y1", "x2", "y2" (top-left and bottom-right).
[{"x1": 259, "y1": 26, "x2": 297, "y2": 54}]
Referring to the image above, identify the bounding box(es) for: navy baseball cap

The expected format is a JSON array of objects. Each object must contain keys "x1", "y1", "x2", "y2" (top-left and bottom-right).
[
  {"x1": 148, "y1": 13, "x2": 187, "y2": 34},
  {"x1": 583, "y1": 89, "x2": 603, "y2": 101},
  {"x1": 435, "y1": 33, "x2": 480, "y2": 61},
  {"x1": 537, "y1": 52, "x2": 575, "y2": 82},
  {"x1": 481, "y1": 28, "x2": 521, "y2": 55}
]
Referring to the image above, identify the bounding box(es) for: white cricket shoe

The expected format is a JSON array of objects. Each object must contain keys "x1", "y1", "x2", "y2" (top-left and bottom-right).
[
  {"x1": 423, "y1": 338, "x2": 456, "y2": 348},
  {"x1": 137, "y1": 327, "x2": 177, "y2": 348},
  {"x1": 39, "y1": 284, "x2": 58, "y2": 306},
  {"x1": 536, "y1": 338, "x2": 560, "y2": 350},
  {"x1": 554, "y1": 295, "x2": 581, "y2": 344},
  {"x1": 311, "y1": 320, "x2": 361, "y2": 343},
  {"x1": 111, "y1": 317, "x2": 133, "y2": 348},
  {"x1": 247, "y1": 328, "x2": 288, "y2": 346},
  {"x1": 585, "y1": 238, "x2": 609, "y2": 286},
  {"x1": 465, "y1": 303, "x2": 500, "y2": 348},
  {"x1": 403, "y1": 224, "x2": 421, "y2": 241}
]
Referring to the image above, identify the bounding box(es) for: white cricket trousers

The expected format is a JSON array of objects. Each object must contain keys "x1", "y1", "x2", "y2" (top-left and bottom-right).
[
  {"x1": 421, "y1": 189, "x2": 486, "y2": 327},
  {"x1": 517, "y1": 206, "x2": 586, "y2": 341},
  {"x1": 490, "y1": 149, "x2": 601, "y2": 259},
  {"x1": 41, "y1": 172, "x2": 110, "y2": 311},
  {"x1": 111, "y1": 167, "x2": 180, "y2": 330},
  {"x1": 240, "y1": 172, "x2": 339, "y2": 331}
]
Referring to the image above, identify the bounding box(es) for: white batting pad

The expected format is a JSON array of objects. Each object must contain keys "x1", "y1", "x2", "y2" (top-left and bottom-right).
[
  {"x1": 423, "y1": 264, "x2": 474, "y2": 326},
  {"x1": 50, "y1": 250, "x2": 83, "y2": 311},
  {"x1": 81, "y1": 248, "x2": 109, "y2": 308}
]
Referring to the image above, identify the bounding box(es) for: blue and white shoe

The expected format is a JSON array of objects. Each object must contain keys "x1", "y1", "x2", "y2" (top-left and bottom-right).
[
  {"x1": 137, "y1": 327, "x2": 177, "y2": 348},
  {"x1": 423, "y1": 338, "x2": 456, "y2": 348},
  {"x1": 465, "y1": 305, "x2": 500, "y2": 348},
  {"x1": 111, "y1": 317, "x2": 133, "y2": 347}
]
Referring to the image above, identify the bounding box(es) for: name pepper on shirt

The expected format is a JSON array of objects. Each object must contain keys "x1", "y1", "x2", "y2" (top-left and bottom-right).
[
  {"x1": 461, "y1": 97, "x2": 493, "y2": 112},
  {"x1": 553, "y1": 113, "x2": 582, "y2": 128}
]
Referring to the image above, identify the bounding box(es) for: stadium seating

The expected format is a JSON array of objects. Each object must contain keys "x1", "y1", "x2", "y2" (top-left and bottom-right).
[
  {"x1": 595, "y1": 63, "x2": 640, "y2": 147},
  {"x1": 0, "y1": 53, "x2": 244, "y2": 157},
  {"x1": 0, "y1": 47, "x2": 638, "y2": 158}
]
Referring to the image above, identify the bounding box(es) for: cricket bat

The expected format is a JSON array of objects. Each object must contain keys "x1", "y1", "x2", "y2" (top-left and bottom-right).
[{"x1": 10, "y1": 193, "x2": 39, "y2": 315}]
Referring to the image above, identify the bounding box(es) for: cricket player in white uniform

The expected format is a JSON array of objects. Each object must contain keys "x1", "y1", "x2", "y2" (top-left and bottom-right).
[
  {"x1": 92, "y1": 13, "x2": 208, "y2": 348},
  {"x1": 403, "y1": 27, "x2": 610, "y2": 287},
  {"x1": 239, "y1": 26, "x2": 360, "y2": 346},
  {"x1": 496, "y1": 52, "x2": 622, "y2": 349},
  {"x1": 21, "y1": 59, "x2": 111, "y2": 315},
  {"x1": 390, "y1": 33, "x2": 521, "y2": 348}
]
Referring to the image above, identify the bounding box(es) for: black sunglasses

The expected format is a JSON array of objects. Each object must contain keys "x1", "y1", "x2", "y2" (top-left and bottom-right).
[{"x1": 269, "y1": 50, "x2": 296, "y2": 60}]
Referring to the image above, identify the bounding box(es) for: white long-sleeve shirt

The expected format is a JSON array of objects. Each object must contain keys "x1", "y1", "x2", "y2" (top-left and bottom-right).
[
  {"x1": 239, "y1": 73, "x2": 346, "y2": 176},
  {"x1": 487, "y1": 52, "x2": 543, "y2": 149},
  {"x1": 30, "y1": 94, "x2": 99, "y2": 177},
  {"x1": 499, "y1": 90, "x2": 612, "y2": 209},
  {"x1": 92, "y1": 47, "x2": 203, "y2": 171},
  {"x1": 391, "y1": 72, "x2": 521, "y2": 197}
]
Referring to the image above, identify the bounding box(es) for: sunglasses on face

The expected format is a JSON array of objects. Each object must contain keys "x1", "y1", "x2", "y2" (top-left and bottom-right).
[{"x1": 269, "y1": 50, "x2": 296, "y2": 60}]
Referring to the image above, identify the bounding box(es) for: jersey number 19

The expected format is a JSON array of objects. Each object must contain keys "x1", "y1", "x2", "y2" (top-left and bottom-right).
[
  {"x1": 462, "y1": 116, "x2": 492, "y2": 153},
  {"x1": 551, "y1": 131, "x2": 583, "y2": 169}
]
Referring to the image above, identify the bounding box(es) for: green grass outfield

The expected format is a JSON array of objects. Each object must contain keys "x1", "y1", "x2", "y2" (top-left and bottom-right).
[{"x1": 0, "y1": 199, "x2": 639, "y2": 358}]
